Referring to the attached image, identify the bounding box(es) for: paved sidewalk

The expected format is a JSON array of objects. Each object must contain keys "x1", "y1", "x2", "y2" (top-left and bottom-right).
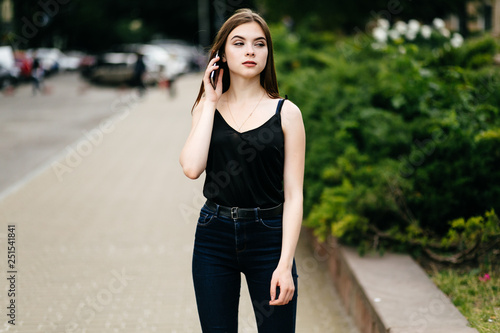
[{"x1": 0, "y1": 74, "x2": 359, "y2": 333}]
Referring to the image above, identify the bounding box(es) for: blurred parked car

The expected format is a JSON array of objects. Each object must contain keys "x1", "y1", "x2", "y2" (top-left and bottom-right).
[
  {"x1": 0, "y1": 46, "x2": 19, "y2": 89},
  {"x1": 79, "y1": 54, "x2": 97, "y2": 78},
  {"x1": 0, "y1": 65, "x2": 16, "y2": 90},
  {"x1": 150, "y1": 39, "x2": 205, "y2": 76},
  {"x1": 58, "y1": 51, "x2": 86, "y2": 71},
  {"x1": 86, "y1": 44, "x2": 170, "y2": 85}
]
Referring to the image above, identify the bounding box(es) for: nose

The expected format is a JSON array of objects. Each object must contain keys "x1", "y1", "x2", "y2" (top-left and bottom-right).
[{"x1": 245, "y1": 45, "x2": 255, "y2": 57}]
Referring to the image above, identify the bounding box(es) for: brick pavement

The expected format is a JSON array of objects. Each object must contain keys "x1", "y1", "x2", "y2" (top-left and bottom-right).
[{"x1": 0, "y1": 74, "x2": 359, "y2": 332}]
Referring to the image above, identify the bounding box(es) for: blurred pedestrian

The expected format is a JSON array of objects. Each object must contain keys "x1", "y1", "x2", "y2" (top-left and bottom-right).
[
  {"x1": 131, "y1": 52, "x2": 146, "y2": 97},
  {"x1": 166, "y1": 76, "x2": 176, "y2": 98},
  {"x1": 180, "y1": 8, "x2": 306, "y2": 333},
  {"x1": 31, "y1": 52, "x2": 44, "y2": 96},
  {"x1": 158, "y1": 65, "x2": 176, "y2": 98}
]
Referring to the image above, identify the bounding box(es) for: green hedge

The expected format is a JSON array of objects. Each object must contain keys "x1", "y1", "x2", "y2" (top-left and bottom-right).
[{"x1": 272, "y1": 24, "x2": 500, "y2": 260}]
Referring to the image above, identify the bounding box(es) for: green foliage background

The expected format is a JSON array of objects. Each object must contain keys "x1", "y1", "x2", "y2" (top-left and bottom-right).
[
  {"x1": 272, "y1": 23, "x2": 500, "y2": 260},
  {"x1": 259, "y1": 0, "x2": 471, "y2": 34}
]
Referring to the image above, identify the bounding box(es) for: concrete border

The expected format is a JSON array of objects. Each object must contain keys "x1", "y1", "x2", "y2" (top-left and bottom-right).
[{"x1": 305, "y1": 229, "x2": 479, "y2": 333}]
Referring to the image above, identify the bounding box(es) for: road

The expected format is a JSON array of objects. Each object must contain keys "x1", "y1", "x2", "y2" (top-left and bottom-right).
[
  {"x1": 0, "y1": 74, "x2": 136, "y2": 198},
  {"x1": 0, "y1": 73, "x2": 359, "y2": 332}
]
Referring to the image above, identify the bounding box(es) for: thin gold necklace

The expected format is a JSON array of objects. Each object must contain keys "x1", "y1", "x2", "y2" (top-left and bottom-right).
[{"x1": 227, "y1": 92, "x2": 266, "y2": 132}]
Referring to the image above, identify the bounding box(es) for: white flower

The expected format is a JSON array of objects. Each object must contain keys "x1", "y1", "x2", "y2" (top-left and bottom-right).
[
  {"x1": 388, "y1": 29, "x2": 401, "y2": 41},
  {"x1": 450, "y1": 33, "x2": 464, "y2": 48},
  {"x1": 439, "y1": 28, "x2": 450, "y2": 38},
  {"x1": 433, "y1": 18, "x2": 445, "y2": 30},
  {"x1": 420, "y1": 25, "x2": 432, "y2": 39},
  {"x1": 406, "y1": 30, "x2": 417, "y2": 41},
  {"x1": 394, "y1": 21, "x2": 407, "y2": 34},
  {"x1": 377, "y1": 18, "x2": 390, "y2": 30},
  {"x1": 408, "y1": 20, "x2": 420, "y2": 33},
  {"x1": 373, "y1": 27, "x2": 388, "y2": 43}
]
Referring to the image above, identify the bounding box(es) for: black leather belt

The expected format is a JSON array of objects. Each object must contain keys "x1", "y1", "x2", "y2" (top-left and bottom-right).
[{"x1": 205, "y1": 200, "x2": 283, "y2": 220}]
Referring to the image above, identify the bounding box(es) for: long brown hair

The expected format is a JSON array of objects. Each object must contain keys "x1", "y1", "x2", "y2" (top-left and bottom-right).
[{"x1": 192, "y1": 8, "x2": 280, "y2": 111}]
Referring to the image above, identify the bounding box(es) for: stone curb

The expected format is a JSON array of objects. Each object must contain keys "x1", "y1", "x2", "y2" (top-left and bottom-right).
[{"x1": 306, "y1": 229, "x2": 479, "y2": 333}]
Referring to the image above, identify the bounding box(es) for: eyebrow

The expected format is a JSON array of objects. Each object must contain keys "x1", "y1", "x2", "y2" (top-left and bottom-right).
[{"x1": 230, "y1": 35, "x2": 266, "y2": 41}]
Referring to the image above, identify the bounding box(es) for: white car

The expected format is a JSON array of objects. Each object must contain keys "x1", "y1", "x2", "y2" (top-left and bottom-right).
[
  {"x1": 0, "y1": 46, "x2": 19, "y2": 89},
  {"x1": 59, "y1": 51, "x2": 86, "y2": 71},
  {"x1": 151, "y1": 39, "x2": 204, "y2": 78}
]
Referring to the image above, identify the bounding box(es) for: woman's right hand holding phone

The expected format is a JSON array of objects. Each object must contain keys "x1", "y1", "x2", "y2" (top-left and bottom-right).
[{"x1": 203, "y1": 55, "x2": 224, "y2": 104}]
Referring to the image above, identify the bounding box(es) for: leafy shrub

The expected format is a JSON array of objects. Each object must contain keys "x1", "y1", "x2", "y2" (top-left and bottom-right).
[
  {"x1": 272, "y1": 23, "x2": 500, "y2": 263},
  {"x1": 429, "y1": 35, "x2": 499, "y2": 69}
]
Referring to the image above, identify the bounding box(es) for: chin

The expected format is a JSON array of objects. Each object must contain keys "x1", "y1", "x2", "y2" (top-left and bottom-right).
[{"x1": 242, "y1": 66, "x2": 265, "y2": 77}]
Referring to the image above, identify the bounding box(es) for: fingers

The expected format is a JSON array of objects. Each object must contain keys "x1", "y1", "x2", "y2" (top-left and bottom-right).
[
  {"x1": 203, "y1": 56, "x2": 222, "y2": 96},
  {"x1": 208, "y1": 54, "x2": 220, "y2": 67},
  {"x1": 269, "y1": 288, "x2": 294, "y2": 305},
  {"x1": 204, "y1": 56, "x2": 220, "y2": 80},
  {"x1": 269, "y1": 268, "x2": 295, "y2": 306},
  {"x1": 269, "y1": 277, "x2": 277, "y2": 303},
  {"x1": 269, "y1": 280, "x2": 295, "y2": 306}
]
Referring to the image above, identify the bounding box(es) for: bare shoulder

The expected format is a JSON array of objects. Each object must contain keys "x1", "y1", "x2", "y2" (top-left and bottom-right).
[{"x1": 281, "y1": 99, "x2": 303, "y2": 125}]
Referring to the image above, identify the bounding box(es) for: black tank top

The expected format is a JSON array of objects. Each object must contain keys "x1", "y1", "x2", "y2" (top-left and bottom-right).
[{"x1": 203, "y1": 98, "x2": 286, "y2": 208}]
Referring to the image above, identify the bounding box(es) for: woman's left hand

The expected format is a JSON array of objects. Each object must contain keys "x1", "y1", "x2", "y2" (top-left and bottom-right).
[{"x1": 269, "y1": 266, "x2": 295, "y2": 306}]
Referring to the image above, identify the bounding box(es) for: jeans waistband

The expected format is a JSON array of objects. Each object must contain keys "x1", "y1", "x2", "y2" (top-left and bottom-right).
[{"x1": 205, "y1": 200, "x2": 283, "y2": 220}]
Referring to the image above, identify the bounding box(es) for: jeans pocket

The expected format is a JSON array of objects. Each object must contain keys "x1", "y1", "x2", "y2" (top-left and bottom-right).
[
  {"x1": 258, "y1": 216, "x2": 283, "y2": 229},
  {"x1": 197, "y1": 207, "x2": 216, "y2": 227}
]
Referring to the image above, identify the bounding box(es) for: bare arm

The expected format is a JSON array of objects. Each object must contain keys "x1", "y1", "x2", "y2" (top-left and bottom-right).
[
  {"x1": 269, "y1": 100, "x2": 306, "y2": 306},
  {"x1": 179, "y1": 57, "x2": 224, "y2": 179}
]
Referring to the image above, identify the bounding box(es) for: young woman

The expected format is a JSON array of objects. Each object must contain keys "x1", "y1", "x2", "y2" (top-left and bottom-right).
[{"x1": 180, "y1": 8, "x2": 305, "y2": 333}]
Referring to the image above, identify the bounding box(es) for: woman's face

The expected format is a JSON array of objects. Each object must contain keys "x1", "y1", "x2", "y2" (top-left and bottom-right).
[{"x1": 224, "y1": 21, "x2": 268, "y2": 80}]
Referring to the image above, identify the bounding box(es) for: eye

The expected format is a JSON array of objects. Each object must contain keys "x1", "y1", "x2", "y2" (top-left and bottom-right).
[
  {"x1": 256, "y1": 43, "x2": 266, "y2": 47},
  {"x1": 234, "y1": 42, "x2": 244, "y2": 46}
]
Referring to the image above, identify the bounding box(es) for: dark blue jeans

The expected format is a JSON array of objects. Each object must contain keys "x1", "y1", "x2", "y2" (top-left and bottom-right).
[{"x1": 192, "y1": 204, "x2": 298, "y2": 333}]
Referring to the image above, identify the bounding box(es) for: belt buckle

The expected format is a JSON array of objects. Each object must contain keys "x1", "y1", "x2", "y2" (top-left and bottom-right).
[{"x1": 231, "y1": 207, "x2": 238, "y2": 219}]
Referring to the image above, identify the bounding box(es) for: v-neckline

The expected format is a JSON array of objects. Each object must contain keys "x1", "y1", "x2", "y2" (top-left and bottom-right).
[{"x1": 215, "y1": 110, "x2": 277, "y2": 135}]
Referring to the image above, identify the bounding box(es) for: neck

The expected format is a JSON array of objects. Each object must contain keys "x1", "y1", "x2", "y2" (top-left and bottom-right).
[{"x1": 226, "y1": 73, "x2": 265, "y2": 103}]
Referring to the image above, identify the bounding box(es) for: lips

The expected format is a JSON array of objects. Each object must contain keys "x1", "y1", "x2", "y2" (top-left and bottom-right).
[{"x1": 243, "y1": 61, "x2": 256, "y2": 66}]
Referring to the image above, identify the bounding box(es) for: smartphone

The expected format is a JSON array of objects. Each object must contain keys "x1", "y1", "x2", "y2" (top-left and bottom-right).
[{"x1": 210, "y1": 51, "x2": 220, "y2": 89}]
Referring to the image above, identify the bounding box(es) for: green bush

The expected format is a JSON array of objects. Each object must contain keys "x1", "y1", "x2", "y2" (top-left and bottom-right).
[
  {"x1": 429, "y1": 35, "x2": 499, "y2": 69},
  {"x1": 272, "y1": 23, "x2": 500, "y2": 262}
]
